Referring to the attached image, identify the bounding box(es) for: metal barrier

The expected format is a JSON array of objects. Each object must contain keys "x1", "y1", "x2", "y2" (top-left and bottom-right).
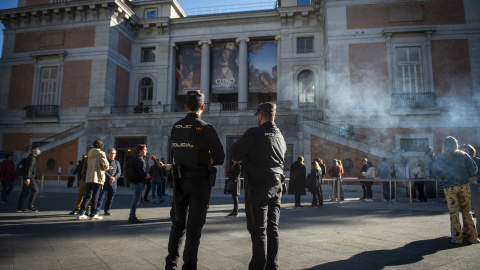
[{"x1": 40, "y1": 173, "x2": 77, "y2": 193}]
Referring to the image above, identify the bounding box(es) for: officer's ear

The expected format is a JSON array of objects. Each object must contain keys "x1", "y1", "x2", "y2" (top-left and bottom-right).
[{"x1": 200, "y1": 104, "x2": 205, "y2": 111}]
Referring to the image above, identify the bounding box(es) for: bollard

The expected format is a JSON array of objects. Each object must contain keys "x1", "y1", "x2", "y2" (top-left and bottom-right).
[
  {"x1": 389, "y1": 180, "x2": 392, "y2": 205},
  {"x1": 41, "y1": 174, "x2": 45, "y2": 197},
  {"x1": 57, "y1": 174, "x2": 60, "y2": 189},
  {"x1": 336, "y1": 178, "x2": 340, "y2": 205},
  {"x1": 435, "y1": 180, "x2": 438, "y2": 199},
  {"x1": 409, "y1": 179, "x2": 413, "y2": 208},
  {"x1": 394, "y1": 181, "x2": 397, "y2": 203}
]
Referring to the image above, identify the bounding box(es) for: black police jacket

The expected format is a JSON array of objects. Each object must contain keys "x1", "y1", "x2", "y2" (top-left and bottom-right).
[
  {"x1": 230, "y1": 121, "x2": 286, "y2": 178},
  {"x1": 171, "y1": 113, "x2": 225, "y2": 170}
]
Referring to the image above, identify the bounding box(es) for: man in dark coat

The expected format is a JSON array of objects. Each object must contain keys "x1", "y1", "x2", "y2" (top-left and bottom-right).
[
  {"x1": 17, "y1": 145, "x2": 40, "y2": 212},
  {"x1": 289, "y1": 156, "x2": 306, "y2": 207},
  {"x1": 226, "y1": 160, "x2": 242, "y2": 216}
]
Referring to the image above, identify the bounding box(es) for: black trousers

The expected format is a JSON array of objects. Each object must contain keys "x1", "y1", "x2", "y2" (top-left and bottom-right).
[
  {"x1": 143, "y1": 180, "x2": 151, "y2": 200},
  {"x1": 80, "y1": 182, "x2": 102, "y2": 217},
  {"x1": 166, "y1": 177, "x2": 211, "y2": 270},
  {"x1": 232, "y1": 194, "x2": 238, "y2": 213},
  {"x1": 294, "y1": 194, "x2": 302, "y2": 206},
  {"x1": 17, "y1": 178, "x2": 38, "y2": 209},
  {"x1": 312, "y1": 185, "x2": 323, "y2": 206},
  {"x1": 245, "y1": 180, "x2": 282, "y2": 270},
  {"x1": 365, "y1": 182, "x2": 373, "y2": 199}
]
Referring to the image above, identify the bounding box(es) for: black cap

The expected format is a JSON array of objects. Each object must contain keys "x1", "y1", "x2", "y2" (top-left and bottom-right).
[
  {"x1": 254, "y1": 102, "x2": 276, "y2": 115},
  {"x1": 186, "y1": 90, "x2": 205, "y2": 103}
]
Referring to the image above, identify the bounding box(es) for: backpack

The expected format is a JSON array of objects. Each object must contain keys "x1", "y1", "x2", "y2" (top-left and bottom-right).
[
  {"x1": 306, "y1": 172, "x2": 316, "y2": 192},
  {"x1": 123, "y1": 159, "x2": 135, "y2": 183},
  {"x1": 17, "y1": 158, "x2": 29, "y2": 176}
]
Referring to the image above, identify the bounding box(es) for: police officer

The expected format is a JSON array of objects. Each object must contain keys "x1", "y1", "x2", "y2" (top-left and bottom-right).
[
  {"x1": 165, "y1": 90, "x2": 225, "y2": 270},
  {"x1": 230, "y1": 102, "x2": 286, "y2": 270}
]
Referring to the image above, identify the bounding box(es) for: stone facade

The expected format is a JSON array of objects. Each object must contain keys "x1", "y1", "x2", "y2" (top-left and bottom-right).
[{"x1": 0, "y1": 0, "x2": 479, "y2": 183}]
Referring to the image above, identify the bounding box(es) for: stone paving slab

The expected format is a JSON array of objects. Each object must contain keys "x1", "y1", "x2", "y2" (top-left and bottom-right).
[{"x1": 1, "y1": 186, "x2": 480, "y2": 270}]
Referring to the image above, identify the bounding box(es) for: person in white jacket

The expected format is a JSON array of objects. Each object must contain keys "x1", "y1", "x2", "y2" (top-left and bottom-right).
[{"x1": 362, "y1": 161, "x2": 376, "y2": 201}]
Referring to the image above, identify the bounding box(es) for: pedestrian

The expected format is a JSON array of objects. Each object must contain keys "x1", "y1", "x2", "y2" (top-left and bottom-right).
[
  {"x1": 67, "y1": 161, "x2": 75, "y2": 188},
  {"x1": 77, "y1": 140, "x2": 110, "y2": 220},
  {"x1": 413, "y1": 159, "x2": 427, "y2": 202},
  {"x1": 97, "y1": 148, "x2": 121, "y2": 216},
  {"x1": 128, "y1": 144, "x2": 151, "y2": 224},
  {"x1": 149, "y1": 156, "x2": 164, "y2": 204},
  {"x1": 433, "y1": 136, "x2": 479, "y2": 244},
  {"x1": 459, "y1": 144, "x2": 480, "y2": 237},
  {"x1": 328, "y1": 159, "x2": 344, "y2": 201},
  {"x1": 231, "y1": 102, "x2": 286, "y2": 270},
  {"x1": 359, "y1": 158, "x2": 369, "y2": 200},
  {"x1": 310, "y1": 160, "x2": 323, "y2": 207},
  {"x1": 289, "y1": 156, "x2": 306, "y2": 207},
  {"x1": 17, "y1": 145, "x2": 41, "y2": 212},
  {"x1": 1, "y1": 154, "x2": 18, "y2": 203},
  {"x1": 141, "y1": 155, "x2": 152, "y2": 203},
  {"x1": 378, "y1": 157, "x2": 394, "y2": 201},
  {"x1": 165, "y1": 90, "x2": 225, "y2": 269},
  {"x1": 226, "y1": 160, "x2": 242, "y2": 216},
  {"x1": 69, "y1": 149, "x2": 92, "y2": 215},
  {"x1": 361, "y1": 160, "x2": 375, "y2": 201},
  {"x1": 424, "y1": 147, "x2": 436, "y2": 175},
  {"x1": 160, "y1": 157, "x2": 168, "y2": 195},
  {"x1": 314, "y1": 157, "x2": 326, "y2": 179}
]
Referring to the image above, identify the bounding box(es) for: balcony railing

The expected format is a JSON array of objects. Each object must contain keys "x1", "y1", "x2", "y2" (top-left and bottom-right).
[
  {"x1": 111, "y1": 105, "x2": 153, "y2": 114},
  {"x1": 24, "y1": 105, "x2": 59, "y2": 118},
  {"x1": 220, "y1": 101, "x2": 258, "y2": 111},
  {"x1": 391, "y1": 93, "x2": 437, "y2": 109}
]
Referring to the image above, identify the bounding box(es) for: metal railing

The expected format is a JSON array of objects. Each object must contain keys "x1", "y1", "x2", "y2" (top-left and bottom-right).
[
  {"x1": 303, "y1": 117, "x2": 393, "y2": 151},
  {"x1": 24, "y1": 105, "x2": 59, "y2": 118},
  {"x1": 220, "y1": 101, "x2": 258, "y2": 111},
  {"x1": 391, "y1": 92, "x2": 437, "y2": 109},
  {"x1": 183, "y1": 1, "x2": 278, "y2": 16},
  {"x1": 25, "y1": 123, "x2": 85, "y2": 151},
  {"x1": 111, "y1": 105, "x2": 153, "y2": 114}
]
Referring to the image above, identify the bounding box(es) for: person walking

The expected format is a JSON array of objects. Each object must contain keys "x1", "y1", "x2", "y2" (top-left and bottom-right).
[
  {"x1": 97, "y1": 148, "x2": 121, "y2": 216},
  {"x1": 328, "y1": 159, "x2": 344, "y2": 201},
  {"x1": 149, "y1": 157, "x2": 164, "y2": 204},
  {"x1": 359, "y1": 158, "x2": 369, "y2": 200},
  {"x1": 231, "y1": 102, "x2": 286, "y2": 270},
  {"x1": 128, "y1": 144, "x2": 151, "y2": 224},
  {"x1": 433, "y1": 136, "x2": 479, "y2": 244},
  {"x1": 361, "y1": 161, "x2": 375, "y2": 201},
  {"x1": 378, "y1": 157, "x2": 394, "y2": 201},
  {"x1": 226, "y1": 160, "x2": 242, "y2": 216},
  {"x1": 165, "y1": 90, "x2": 225, "y2": 270},
  {"x1": 69, "y1": 149, "x2": 92, "y2": 215},
  {"x1": 77, "y1": 140, "x2": 109, "y2": 220},
  {"x1": 67, "y1": 161, "x2": 75, "y2": 188},
  {"x1": 1, "y1": 154, "x2": 18, "y2": 203},
  {"x1": 289, "y1": 156, "x2": 306, "y2": 207},
  {"x1": 413, "y1": 160, "x2": 427, "y2": 202},
  {"x1": 17, "y1": 145, "x2": 41, "y2": 212},
  {"x1": 141, "y1": 155, "x2": 152, "y2": 203},
  {"x1": 459, "y1": 144, "x2": 480, "y2": 237},
  {"x1": 310, "y1": 160, "x2": 323, "y2": 207}
]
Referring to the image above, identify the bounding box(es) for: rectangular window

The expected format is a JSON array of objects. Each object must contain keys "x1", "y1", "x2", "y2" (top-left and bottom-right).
[
  {"x1": 38, "y1": 67, "x2": 58, "y2": 105},
  {"x1": 400, "y1": 138, "x2": 429, "y2": 152},
  {"x1": 396, "y1": 47, "x2": 423, "y2": 93},
  {"x1": 141, "y1": 47, "x2": 156, "y2": 63},
  {"x1": 298, "y1": 0, "x2": 311, "y2": 6},
  {"x1": 145, "y1": 8, "x2": 157, "y2": 19},
  {"x1": 297, "y1": 37, "x2": 313, "y2": 53}
]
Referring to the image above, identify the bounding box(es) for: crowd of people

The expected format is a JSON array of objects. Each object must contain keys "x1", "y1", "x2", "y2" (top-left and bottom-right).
[{"x1": 2, "y1": 91, "x2": 480, "y2": 268}]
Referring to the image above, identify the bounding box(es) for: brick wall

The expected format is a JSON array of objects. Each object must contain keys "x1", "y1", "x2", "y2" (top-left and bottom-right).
[
  {"x1": 35, "y1": 139, "x2": 79, "y2": 175},
  {"x1": 431, "y1": 39, "x2": 472, "y2": 97},
  {"x1": 25, "y1": 0, "x2": 50, "y2": 7},
  {"x1": 14, "y1": 27, "x2": 96, "y2": 53},
  {"x1": 61, "y1": 60, "x2": 92, "y2": 108},
  {"x1": 2, "y1": 133, "x2": 56, "y2": 153},
  {"x1": 347, "y1": 0, "x2": 465, "y2": 29},
  {"x1": 115, "y1": 65, "x2": 130, "y2": 107},
  {"x1": 8, "y1": 64, "x2": 35, "y2": 110},
  {"x1": 118, "y1": 33, "x2": 131, "y2": 60},
  {"x1": 349, "y1": 43, "x2": 388, "y2": 100}
]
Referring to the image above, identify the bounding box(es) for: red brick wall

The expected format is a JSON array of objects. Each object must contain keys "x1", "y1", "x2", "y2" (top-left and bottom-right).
[
  {"x1": 115, "y1": 65, "x2": 130, "y2": 107},
  {"x1": 349, "y1": 43, "x2": 388, "y2": 100},
  {"x1": 35, "y1": 139, "x2": 79, "y2": 175},
  {"x1": 14, "y1": 27, "x2": 96, "y2": 53},
  {"x1": 431, "y1": 39, "x2": 472, "y2": 97},
  {"x1": 25, "y1": 0, "x2": 50, "y2": 6},
  {"x1": 8, "y1": 64, "x2": 35, "y2": 109},
  {"x1": 2, "y1": 133, "x2": 56, "y2": 153},
  {"x1": 347, "y1": 0, "x2": 465, "y2": 29},
  {"x1": 118, "y1": 33, "x2": 131, "y2": 60},
  {"x1": 61, "y1": 60, "x2": 92, "y2": 108}
]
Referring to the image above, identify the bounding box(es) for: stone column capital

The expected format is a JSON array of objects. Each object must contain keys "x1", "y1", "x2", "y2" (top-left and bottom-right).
[
  {"x1": 198, "y1": 40, "x2": 212, "y2": 46},
  {"x1": 236, "y1": 37, "x2": 250, "y2": 44},
  {"x1": 169, "y1": 42, "x2": 178, "y2": 49}
]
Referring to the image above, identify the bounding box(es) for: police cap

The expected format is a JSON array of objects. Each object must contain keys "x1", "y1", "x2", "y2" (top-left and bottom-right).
[
  {"x1": 254, "y1": 102, "x2": 276, "y2": 115},
  {"x1": 186, "y1": 90, "x2": 205, "y2": 103}
]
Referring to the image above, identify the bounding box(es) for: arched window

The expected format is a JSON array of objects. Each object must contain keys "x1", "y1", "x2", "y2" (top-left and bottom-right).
[
  {"x1": 298, "y1": 70, "x2": 315, "y2": 105},
  {"x1": 139, "y1": 78, "x2": 153, "y2": 105}
]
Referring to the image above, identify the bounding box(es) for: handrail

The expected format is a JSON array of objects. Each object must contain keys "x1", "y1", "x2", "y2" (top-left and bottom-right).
[
  {"x1": 24, "y1": 105, "x2": 59, "y2": 118},
  {"x1": 25, "y1": 123, "x2": 85, "y2": 151},
  {"x1": 303, "y1": 117, "x2": 393, "y2": 151}
]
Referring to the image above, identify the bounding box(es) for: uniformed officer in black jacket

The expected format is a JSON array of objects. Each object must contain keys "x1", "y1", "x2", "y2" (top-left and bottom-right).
[
  {"x1": 230, "y1": 102, "x2": 286, "y2": 270},
  {"x1": 165, "y1": 90, "x2": 225, "y2": 270}
]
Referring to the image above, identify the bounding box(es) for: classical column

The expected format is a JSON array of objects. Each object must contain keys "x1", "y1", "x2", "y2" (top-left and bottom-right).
[
  {"x1": 168, "y1": 42, "x2": 177, "y2": 108},
  {"x1": 198, "y1": 40, "x2": 211, "y2": 106},
  {"x1": 426, "y1": 31, "x2": 435, "y2": 93},
  {"x1": 275, "y1": 34, "x2": 281, "y2": 99},
  {"x1": 236, "y1": 37, "x2": 249, "y2": 108}
]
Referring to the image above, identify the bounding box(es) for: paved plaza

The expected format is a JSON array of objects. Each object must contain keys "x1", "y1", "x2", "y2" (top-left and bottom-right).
[{"x1": 1, "y1": 182, "x2": 480, "y2": 270}]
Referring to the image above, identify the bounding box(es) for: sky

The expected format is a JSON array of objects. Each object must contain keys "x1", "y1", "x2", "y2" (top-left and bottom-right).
[{"x1": 0, "y1": 0, "x2": 268, "y2": 56}]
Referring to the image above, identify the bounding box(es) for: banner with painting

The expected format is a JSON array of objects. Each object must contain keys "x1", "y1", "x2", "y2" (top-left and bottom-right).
[
  {"x1": 248, "y1": 41, "x2": 277, "y2": 93},
  {"x1": 211, "y1": 42, "x2": 239, "y2": 94},
  {"x1": 175, "y1": 45, "x2": 201, "y2": 95}
]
